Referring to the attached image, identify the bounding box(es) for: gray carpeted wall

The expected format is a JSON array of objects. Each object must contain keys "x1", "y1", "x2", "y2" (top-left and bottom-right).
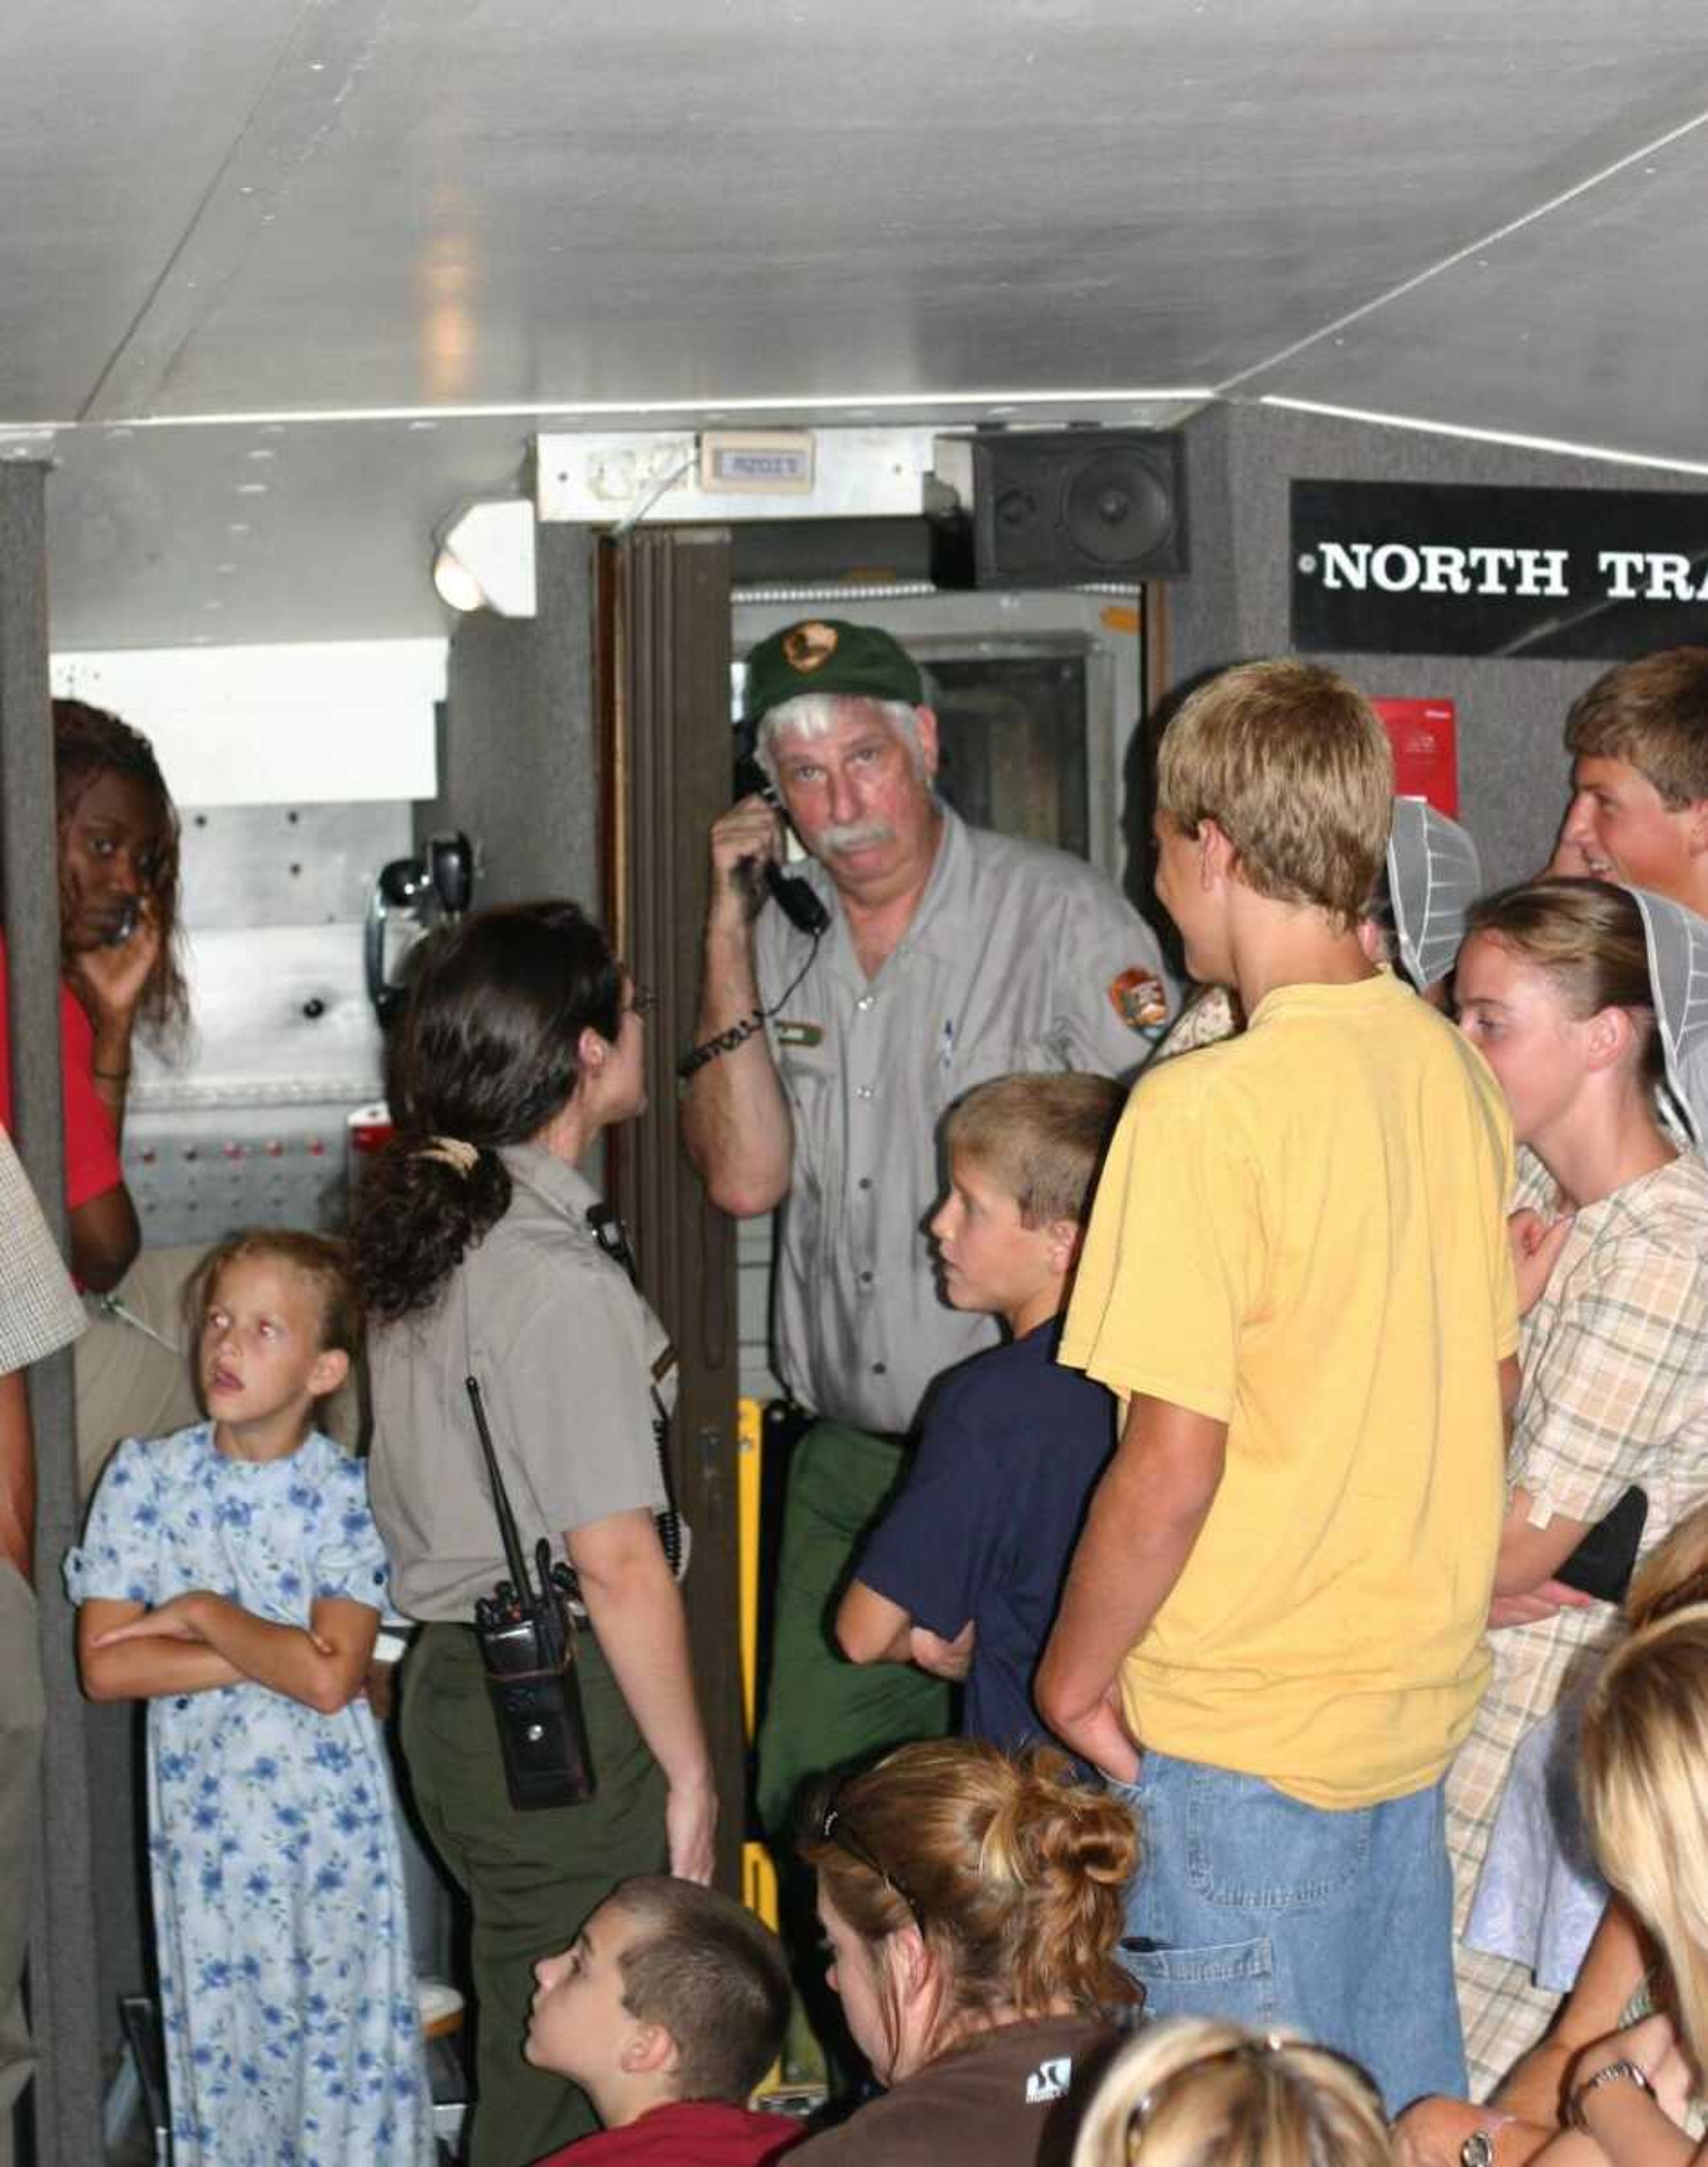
[
  {"x1": 1166, "y1": 401, "x2": 1708, "y2": 891},
  {"x1": 0, "y1": 461, "x2": 104, "y2": 2167}
]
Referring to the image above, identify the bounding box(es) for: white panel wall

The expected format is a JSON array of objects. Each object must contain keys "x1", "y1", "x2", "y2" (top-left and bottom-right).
[{"x1": 50, "y1": 637, "x2": 444, "y2": 805}]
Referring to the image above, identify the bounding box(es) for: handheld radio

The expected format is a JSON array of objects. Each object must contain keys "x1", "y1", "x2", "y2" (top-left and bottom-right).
[{"x1": 467, "y1": 1376, "x2": 596, "y2": 1811}]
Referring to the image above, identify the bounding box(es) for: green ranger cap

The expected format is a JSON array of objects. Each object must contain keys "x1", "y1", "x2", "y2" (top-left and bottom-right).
[{"x1": 744, "y1": 618, "x2": 924, "y2": 722}]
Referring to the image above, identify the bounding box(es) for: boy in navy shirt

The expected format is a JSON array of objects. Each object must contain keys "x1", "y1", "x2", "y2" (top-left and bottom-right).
[{"x1": 835, "y1": 1073, "x2": 1123, "y2": 1755}]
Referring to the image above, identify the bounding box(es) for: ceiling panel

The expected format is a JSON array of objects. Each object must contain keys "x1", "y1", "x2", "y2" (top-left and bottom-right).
[
  {"x1": 1239, "y1": 121, "x2": 1708, "y2": 466},
  {"x1": 9, "y1": 0, "x2": 1708, "y2": 649},
  {"x1": 0, "y1": 1, "x2": 309, "y2": 417}
]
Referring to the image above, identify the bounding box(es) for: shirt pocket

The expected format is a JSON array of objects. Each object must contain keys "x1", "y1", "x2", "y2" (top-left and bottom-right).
[
  {"x1": 925, "y1": 1019, "x2": 1055, "y2": 1126},
  {"x1": 777, "y1": 1053, "x2": 839, "y2": 1254}
]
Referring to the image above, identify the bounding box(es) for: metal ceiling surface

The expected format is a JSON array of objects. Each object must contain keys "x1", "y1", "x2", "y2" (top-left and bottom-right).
[{"x1": 7, "y1": 0, "x2": 1708, "y2": 648}]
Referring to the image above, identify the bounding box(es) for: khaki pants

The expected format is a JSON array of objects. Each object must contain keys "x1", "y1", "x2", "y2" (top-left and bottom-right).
[
  {"x1": 75, "y1": 1246, "x2": 359, "y2": 1499},
  {"x1": 400, "y1": 1623, "x2": 667, "y2": 2167},
  {"x1": 0, "y1": 1566, "x2": 43, "y2": 2167}
]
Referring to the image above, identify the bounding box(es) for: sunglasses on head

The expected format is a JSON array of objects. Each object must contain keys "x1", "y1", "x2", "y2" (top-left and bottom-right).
[{"x1": 818, "y1": 1798, "x2": 923, "y2": 1924}]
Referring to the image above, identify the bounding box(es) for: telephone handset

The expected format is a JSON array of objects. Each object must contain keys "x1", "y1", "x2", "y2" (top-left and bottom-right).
[
  {"x1": 733, "y1": 754, "x2": 831, "y2": 939},
  {"x1": 677, "y1": 763, "x2": 828, "y2": 1081},
  {"x1": 365, "y1": 829, "x2": 475, "y2": 1028}
]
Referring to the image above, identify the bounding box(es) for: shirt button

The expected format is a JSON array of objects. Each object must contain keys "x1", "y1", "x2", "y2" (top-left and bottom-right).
[
  {"x1": 859, "y1": 1271, "x2": 874, "y2": 1285},
  {"x1": 857, "y1": 1176, "x2": 872, "y2": 1190},
  {"x1": 871, "y1": 1361, "x2": 886, "y2": 1376},
  {"x1": 856, "y1": 1085, "x2": 877, "y2": 1100},
  {"x1": 855, "y1": 993, "x2": 874, "y2": 1012}
]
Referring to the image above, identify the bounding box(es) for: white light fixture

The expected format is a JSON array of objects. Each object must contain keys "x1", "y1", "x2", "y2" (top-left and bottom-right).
[{"x1": 431, "y1": 499, "x2": 537, "y2": 616}]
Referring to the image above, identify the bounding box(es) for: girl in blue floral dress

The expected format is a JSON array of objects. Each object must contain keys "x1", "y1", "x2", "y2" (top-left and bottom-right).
[{"x1": 66, "y1": 1229, "x2": 435, "y2": 2167}]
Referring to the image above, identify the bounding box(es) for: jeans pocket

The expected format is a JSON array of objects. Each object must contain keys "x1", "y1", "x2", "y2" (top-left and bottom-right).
[
  {"x1": 1185, "y1": 1770, "x2": 1373, "y2": 1912},
  {"x1": 1120, "y1": 1934, "x2": 1276, "y2": 2024}
]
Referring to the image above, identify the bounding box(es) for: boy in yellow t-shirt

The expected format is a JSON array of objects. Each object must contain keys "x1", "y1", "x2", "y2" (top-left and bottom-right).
[{"x1": 1035, "y1": 659, "x2": 1517, "y2": 2115}]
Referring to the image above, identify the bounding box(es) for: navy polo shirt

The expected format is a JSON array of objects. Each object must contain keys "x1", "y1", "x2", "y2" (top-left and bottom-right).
[{"x1": 854, "y1": 1318, "x2": 1117, "y2": 1756}]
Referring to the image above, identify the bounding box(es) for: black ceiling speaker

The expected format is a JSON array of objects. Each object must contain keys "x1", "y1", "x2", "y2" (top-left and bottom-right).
[{"x1": 933, "y1": 428, "x2": 1188, "y2": 587}]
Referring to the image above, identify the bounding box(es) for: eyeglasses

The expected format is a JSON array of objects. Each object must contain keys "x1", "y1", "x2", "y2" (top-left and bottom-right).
[
  {"x1": 1122, "y1": 2036, "x2": 1381, "y2": 2159},
  {"x1": 818, "y1": 1800, "x2": 923, "y2": 1923}
]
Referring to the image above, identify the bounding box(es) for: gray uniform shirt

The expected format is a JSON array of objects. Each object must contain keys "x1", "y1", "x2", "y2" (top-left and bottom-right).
[
  {"x1": 367, "y1": 1143, "x2": 671, "y2": 1623},
  {"x1": 754, "y1": 806, "x2": 1173, "y2": 1434}
]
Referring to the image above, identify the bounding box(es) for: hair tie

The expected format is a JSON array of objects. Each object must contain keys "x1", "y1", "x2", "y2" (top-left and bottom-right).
[{"x1": 415, "y1": 1136, "x2": 480, "y2": 1176}]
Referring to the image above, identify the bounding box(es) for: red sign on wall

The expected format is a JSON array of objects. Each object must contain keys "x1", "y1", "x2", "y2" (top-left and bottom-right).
[{"x1": 1372, "y1": 697, "x2": 1457, "y2": 816}]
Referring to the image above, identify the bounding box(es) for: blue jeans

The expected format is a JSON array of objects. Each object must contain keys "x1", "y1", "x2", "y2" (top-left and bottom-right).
[{"x1": 1117, "y1": 1751, "x2": 1466, "y2": 2115}]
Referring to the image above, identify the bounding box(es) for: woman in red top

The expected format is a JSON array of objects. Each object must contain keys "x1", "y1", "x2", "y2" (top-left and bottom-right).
[{"x1": 0, "y1": 698, "x2": 187, "y2": 1291}]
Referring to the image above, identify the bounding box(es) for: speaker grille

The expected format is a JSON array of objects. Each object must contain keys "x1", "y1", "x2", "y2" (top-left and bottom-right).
[{"x1": 959, "y1": 430, "x2": 1187, "y2": 586}]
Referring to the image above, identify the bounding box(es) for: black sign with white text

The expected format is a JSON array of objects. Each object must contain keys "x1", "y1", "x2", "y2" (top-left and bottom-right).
[{"x1": 1291, "y1": 479, "x2": 1708, "y2": 659}]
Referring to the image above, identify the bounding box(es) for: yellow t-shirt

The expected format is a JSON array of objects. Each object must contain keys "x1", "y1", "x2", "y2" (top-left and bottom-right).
[{"x1": 1060, "y1": 972, "x2": 1518, "y2": 1809}]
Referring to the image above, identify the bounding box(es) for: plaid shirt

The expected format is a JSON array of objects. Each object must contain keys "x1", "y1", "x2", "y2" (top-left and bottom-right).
[
  {"x1": 0, "y1": 1130, "x2": 84, "y2": 1372},
  {"x1": 1152, "y1": 982, "x2": 1239, "y2": 1061},
  {"x1": 1451, "y1": 1148, "x2": 1708, "y2": 2088}
]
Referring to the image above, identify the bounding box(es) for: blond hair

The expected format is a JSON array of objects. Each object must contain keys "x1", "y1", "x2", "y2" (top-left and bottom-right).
[
  {"x1": 1580, "y1": 1602, "x2": 1708, "y2": 2077},
  {"x1": 799, "y1": 1740, "x2": 1137, "y2": 2068},
  {"x1": 189, "y1": 1229, "x2": 362, "y2": 1364},
  {"x1": 1626, "y1": 1497, "x2": 1708, "y2": 1629},
  {"x1": 943, "y1": 1073, "x2": 1125, "y2": 1228},
  {"x1": 1564, "y1": 648, "x2": 1708, "y2": 808},
  {"x1": 1072, "y1": 2017, "x2": 1392, "y2": 2167},
  {"x1": 1156, "y1": 661, "x2": 1393, "y2": 928},
  {"x1": 1462, "y1": 879, "x2": 1664, "y2": 1093}
]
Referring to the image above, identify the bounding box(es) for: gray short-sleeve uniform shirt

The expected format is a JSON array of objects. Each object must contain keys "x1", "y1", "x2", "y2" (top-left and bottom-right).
[
  {"x1": 753, "y1": 806, "x2": 1173, "y2": 1434},
  {"x1": 367, "y1": 1144, "x2": 672, "y2": 1623}
]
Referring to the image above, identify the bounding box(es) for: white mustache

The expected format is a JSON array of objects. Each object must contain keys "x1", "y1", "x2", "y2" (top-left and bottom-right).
[{"x1": 818, "y1": 820, "x2": 896, "y2": 854}]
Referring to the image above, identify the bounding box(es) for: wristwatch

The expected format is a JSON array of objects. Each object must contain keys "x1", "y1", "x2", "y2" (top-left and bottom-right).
[
  {"x1": 1568, "y1": 2058, "x2": 1656, "y2": 2132},
  {"x1": 1459, "y1": 2110, "x2": 1514, "y2": 2167}
]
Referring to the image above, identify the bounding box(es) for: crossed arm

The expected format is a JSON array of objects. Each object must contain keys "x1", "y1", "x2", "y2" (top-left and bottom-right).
[
  {"x1": 78, "y1": 1590, "x2": 380, "y2": 1714},
  {"x1": 836, "y1": 1579, "x2": 978, "y2": 1680}
]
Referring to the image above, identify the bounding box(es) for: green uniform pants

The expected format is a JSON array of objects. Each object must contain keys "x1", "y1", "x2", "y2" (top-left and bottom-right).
[
  {"x1": 755, "y1": 1418, "x2": 951, "y2": 1840},
  {"x1": 401, "y1": 1622, "x2": 666, "y2": 2167}
]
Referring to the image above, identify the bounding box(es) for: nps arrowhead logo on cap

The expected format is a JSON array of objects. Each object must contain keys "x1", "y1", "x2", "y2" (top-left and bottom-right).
[
  {"x1": 783, "y1": 621, "x2": 840, "y2": 672},
  {"x1": 745, "y1": 617, "x2": 925, "y2": 720}
]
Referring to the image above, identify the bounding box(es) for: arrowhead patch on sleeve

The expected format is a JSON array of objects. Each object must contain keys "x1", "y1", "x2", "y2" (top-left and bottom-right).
[{"x1": 1108, "y1": 967, "x2": 1169, "y2": 1033}]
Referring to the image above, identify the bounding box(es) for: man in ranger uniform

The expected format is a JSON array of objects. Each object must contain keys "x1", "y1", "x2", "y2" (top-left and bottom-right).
[{"x1": 679, "y1": 617, "x2": 1174, "y2": 1841}]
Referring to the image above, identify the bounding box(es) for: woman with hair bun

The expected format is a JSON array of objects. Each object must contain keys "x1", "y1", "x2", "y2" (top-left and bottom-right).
[
  {"x1": 1072, "y1": 2016, "x2": 1393, "y2": 2167},
  {"x1": 351, "y1": 900, "x2": 714, "y2": 2167},
  {"x1": 1449, "y1": 877, "x2": 1708, "y2": 2092},
  {"x1": 791, "y1": 1738, "x2": 1138, "y2": 2166}
]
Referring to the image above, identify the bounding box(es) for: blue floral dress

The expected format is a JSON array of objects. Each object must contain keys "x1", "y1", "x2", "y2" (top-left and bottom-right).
[{"x1": 65, "y1": 1424, "x2": 435, "y2": 2167}]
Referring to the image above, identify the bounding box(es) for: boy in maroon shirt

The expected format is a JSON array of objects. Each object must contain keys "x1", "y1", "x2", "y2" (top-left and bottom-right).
[{"x1": 525, "y1": 1876, "x2": 799, "y2": 2165}]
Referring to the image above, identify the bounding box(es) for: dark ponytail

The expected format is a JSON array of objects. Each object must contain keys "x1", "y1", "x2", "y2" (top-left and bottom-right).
[{"x1": 350, "y1": 900, "x2": 622, "y2": 1322}]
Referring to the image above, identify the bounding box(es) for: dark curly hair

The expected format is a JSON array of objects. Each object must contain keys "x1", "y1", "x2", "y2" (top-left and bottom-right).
[
  {"x1": 350, "y1": 900, "x2": 623, "y2": 1323},
  {"x1": 54, "y1": 697, "x2": 190, "y2": 1042}
]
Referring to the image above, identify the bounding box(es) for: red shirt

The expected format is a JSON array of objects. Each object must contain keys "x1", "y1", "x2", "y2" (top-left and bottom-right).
[
  {"x1": 533, "y1": 2100, "x2": 802, "y2": 2167},
  {"x1": 0, "y1": 930, "x2": 124, "y2": 1212}
]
